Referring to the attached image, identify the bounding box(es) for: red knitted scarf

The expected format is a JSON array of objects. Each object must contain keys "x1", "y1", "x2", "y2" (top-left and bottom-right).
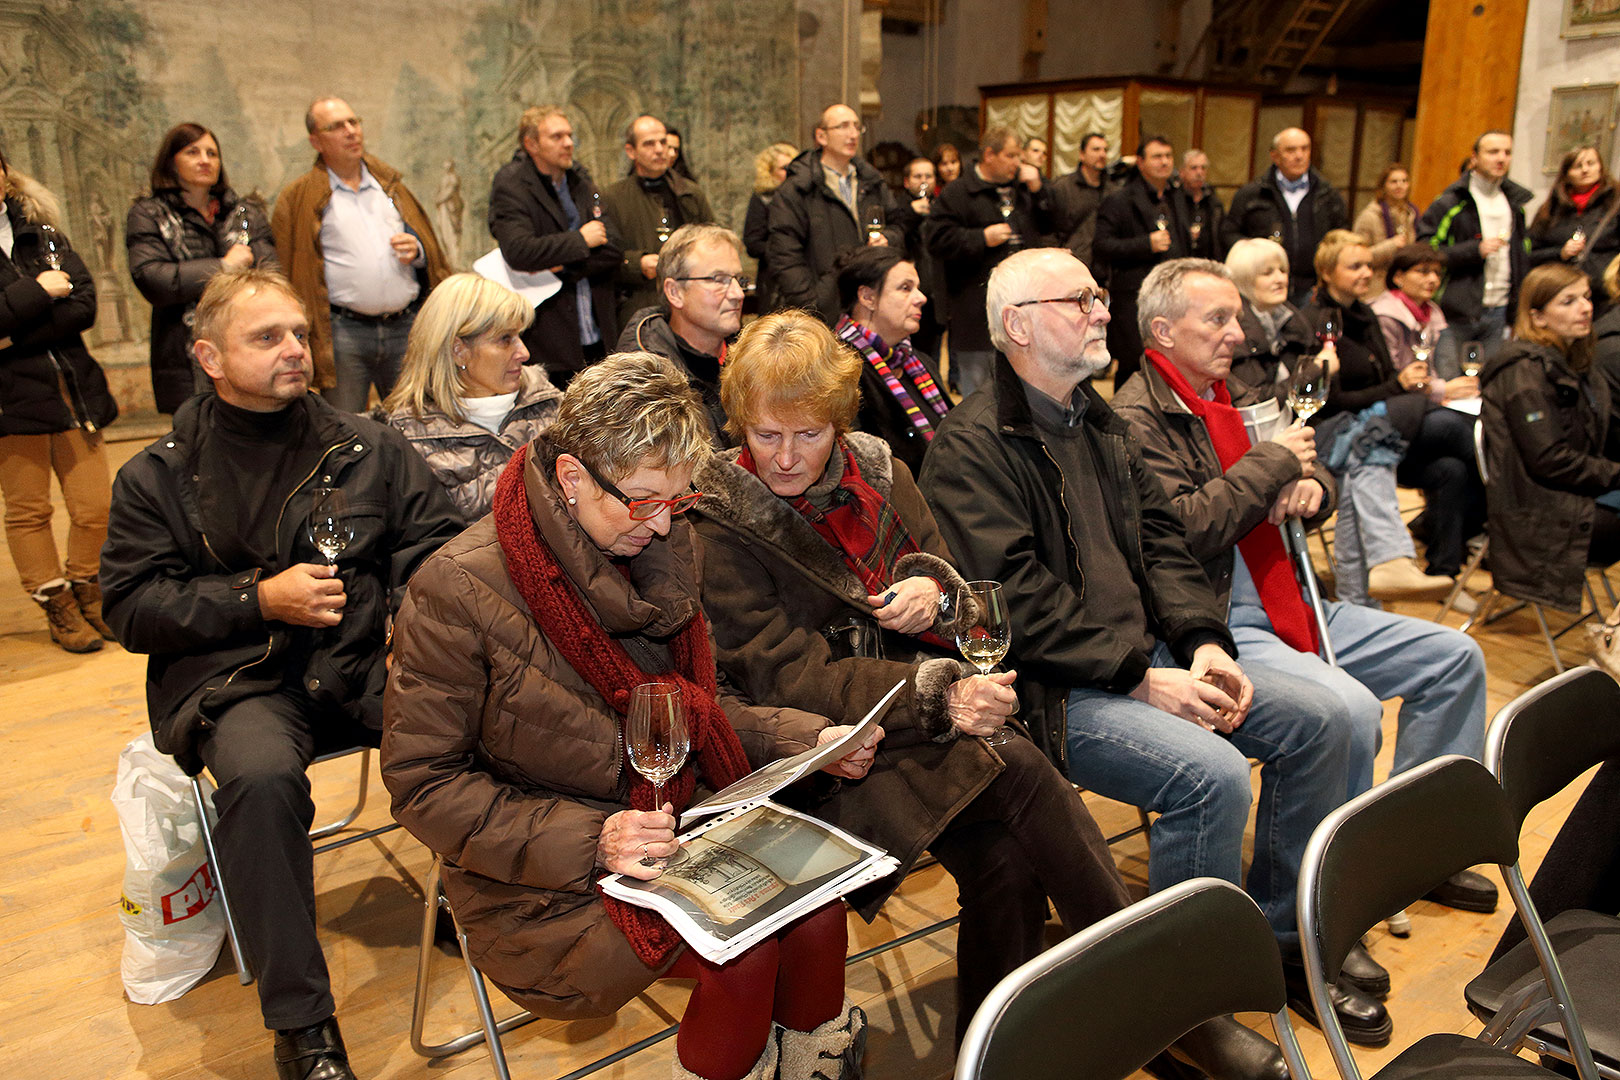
[
  {"x1": 491, "y1": 447, "x2": 753, "y2": 967},
  {"x1": 1145, "y1": 350, "x2": 1320, "y2": 654}
]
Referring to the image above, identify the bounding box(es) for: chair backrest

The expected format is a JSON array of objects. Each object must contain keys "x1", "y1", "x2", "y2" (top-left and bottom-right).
[
  {"x1": 1489, "y1": 666, "x2": 1620, "y2": 827},
  {"x1": 1474, "y1": 418, "x2": 1490, "y2": 486},
  {"x1": 956, "y1": 878, "x2": 1308, "y2": 1080},
  {"x1": 1299, "y1": 756, "x2": 1520, "y2": 1076}
]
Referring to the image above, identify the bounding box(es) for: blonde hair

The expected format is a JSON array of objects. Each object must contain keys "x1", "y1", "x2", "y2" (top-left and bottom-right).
[
  {"x1": 192, "y1": 268, "x2": 305, "y2": 352},
  {"x1": 519, "y1": 105, "x2": 567, "y2": 146},
  {"x1": 385, "y1": 273, "x2": 534, "y2": 424},
  {"x1": 547, "y1": 352, "x2": 713, "y2": 482},
  {"x1": 1225, "y1": 237, "x2": 1289, "y2": 301},
  {"x1": 1313, "y1": 229, "x2": 1367, "y2": 285},
  {"x1": 720, "y1": 310, "x2": 862, "y2": 442},
  {"x1": 1604, "y1": 252, "x2": 1620, "y2": 303},
  {"x1": 753, "y1": 142, "x2": 796, "y2": 194}
]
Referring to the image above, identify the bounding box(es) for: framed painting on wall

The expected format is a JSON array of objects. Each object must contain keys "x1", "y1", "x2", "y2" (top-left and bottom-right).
[
  {"x1": 1545, "y1": 83, "x2": 1618, "y2": 172},
  {"x1": 1562, "y1": 0, "x2": 1620, "y2": 39}
]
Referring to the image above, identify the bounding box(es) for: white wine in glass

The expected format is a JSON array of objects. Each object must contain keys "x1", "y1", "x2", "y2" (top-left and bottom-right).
[
  {"x1": 1461, "y1": 340, "x2": 1484, "y2": 379},
  {"x1": 956, "y1": 581, "x2": 1017, "y2": 747},
  {"x1": 627, "y1": 682, "x2": 690, "y2": 867},
  {"x1": 1287, "y1": 358, "x2": 1329, "y2": 424},
  {"x1": 307, "y1": 487, "x2": 353, "y2": 567}
]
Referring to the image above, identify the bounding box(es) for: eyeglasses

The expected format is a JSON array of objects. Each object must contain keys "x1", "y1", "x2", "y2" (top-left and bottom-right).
[
  {"x1": 318, "y1": 117, "x2": 362, "y2": 134},
  {"x1": 673, "y1": 273, "x2": 752, "y2": 291},
  {"x1": 581, "y1": 459, "x2": 703, "y2": 521},
  {"x1": 821, "y1": 121, "x2": 867, "y2": 134},
  {"x1": 1012, "y1": 287, "x2": 1110, "y2": 314}
]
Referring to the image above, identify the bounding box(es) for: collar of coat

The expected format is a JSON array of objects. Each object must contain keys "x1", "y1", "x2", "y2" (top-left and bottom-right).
[
  {"x1": 2, "y1": 168, "x2": 61, "y2": 231},
  {"x1": 989, "y1": 351, "x2": 1132, "y2": 441},
  {"x1": 385, "y1": 366, "x2": 560, "y2": 442},
  {"x1": 1440, "y1": 170, "x2": 1533, "y2": 209},
  {"x1": 782, "y1": 147, "x2": 885, "y2": 200},
  {"x1": 524, "y1": 438, "x2": 700, "y2": 638},
  {"x1": 155, "y1": 391, "x2": 366, "y2": 471},
  {"x1": 1116, "y1": 358, "x2": 1267, "y2": 419}
]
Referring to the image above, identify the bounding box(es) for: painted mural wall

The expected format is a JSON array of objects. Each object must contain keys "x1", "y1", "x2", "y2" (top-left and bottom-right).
[{"x1": 0, "y1": 0, "x2": 798, "y2": 416}]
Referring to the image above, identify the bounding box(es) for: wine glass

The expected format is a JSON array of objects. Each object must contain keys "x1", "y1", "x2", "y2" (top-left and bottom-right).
[
  {"x1": 1411, "y1": 325, "x2": 1438, "y2": 392},
  {"x1": 1189, "y1": 210, "x2": 1204, "y2": 246},
  {"x1": 627, "y1": 682, "x2": 690, "y2": 866},
  {"x1": 1461, "y1": 340, "x2": 1484, "y2": 379},
  {"x1": 1154, "y1": 211, "x2": 1169, "y2": 233},
  {"x1": 955, "y1": 581, "x2": 1017, "y2": 747},
  {"x1": 307, "y1": 487, "x2": 353, "y2": 567},
  {"x1": 866, "y1": 206, "x2": 885, "y2": 244},
  {"x1": 591, "y1": 190, "x2": 603, "y2": 220},
  {"x1": 227, "y1": 205, "x2": 252, "y2": 248},
  {"x1": 1287, "y1": 357, "x2": 1329, "y2": 424},
  {"x1": 655, "y1": 211, "x2": 672, "y2": 245},
  {"x1": 1267, "y1": 224, "x2": 1284, "y2": 244},
  {"x1": 1317, "y1": 312, "x2": 1340, "y2": 347},
  {"x1": 38, "y1": 223, "x2": 63, "y2": 271}
]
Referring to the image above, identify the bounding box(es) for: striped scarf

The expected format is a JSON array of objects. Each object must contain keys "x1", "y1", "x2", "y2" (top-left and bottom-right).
[{"x1": 836, "y1": 316, "x2": 949, "y2": 440}]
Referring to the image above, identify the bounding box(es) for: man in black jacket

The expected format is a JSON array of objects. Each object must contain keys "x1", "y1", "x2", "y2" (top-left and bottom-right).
[
  {"x1": 1094, "y1": 134, "x2": 1190, "y2": 388},
  {"x1": 1223, "y1": 128, "x2": 1347, "y2": 304},
  {"x1": 1048, "y1": 131, "x2": 1115, "y2": 267},
  {"x1": 488, "y1": 105, "x2": 621, "y2": 385},
  {"x1": 100, "y1": 269, "x2": 461, "y2": 1080},
  {"x1": 1418, "y1": 131, "x2": 1532, "y2": 374},
  {"x1": 927, "y1": 126, "x2": 1055, "y2": 396},
  {"x1": 766, "y1": 103, "x2": 903, "y2": 324},
  {"x1": 918, "y1": 247, "x2": 1383, "y2": 1046}
]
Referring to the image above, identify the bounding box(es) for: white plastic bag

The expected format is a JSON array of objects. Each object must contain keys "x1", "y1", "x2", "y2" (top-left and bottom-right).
[{"x1": 112, "y1": 733, "x2": 225, "y2": 1004}]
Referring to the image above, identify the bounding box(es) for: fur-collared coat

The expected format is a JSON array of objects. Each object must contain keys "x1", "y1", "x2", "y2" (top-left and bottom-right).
[
  {"x1": 0, "y1": 168, "x2": 117, "y2": 435},
  {"x1": 691, "y1": 431, "x2": 1010, "y2": 917}
]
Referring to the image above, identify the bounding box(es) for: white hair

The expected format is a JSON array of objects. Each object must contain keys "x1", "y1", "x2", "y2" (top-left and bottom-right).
[
  {"x1": 1224, "y1": 238, "x2": 1289, "y2": 301},
  {"x1": 986, "y1": 248, "x2": 1084, "y2": 354},
  {"x1": 1137, "y1": 258, "x2": 1232, "y2": 342}
]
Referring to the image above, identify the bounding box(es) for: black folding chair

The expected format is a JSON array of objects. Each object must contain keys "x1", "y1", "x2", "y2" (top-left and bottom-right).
[
  {"x1": 1297, "y1": 755, "x2": 1597, "y2": 1080},
  {"x1": 954, "y1": 877, "x2": 1311, "y2": 1080},
  {"x1": 1466, "y1": 667, "x2": 1620, "y2": 1079}
]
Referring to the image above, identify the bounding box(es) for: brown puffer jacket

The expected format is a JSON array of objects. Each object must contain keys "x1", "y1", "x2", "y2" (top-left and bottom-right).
[
  {"x1": 383, "y1": 366, "x2": 562, "y2": 524},
  {"x1": 382, "y1": 448, "x2": 830, "y2": 1018},
  {"x1": 690, "y1": 432, "x2": 1002, "y2": 917}
]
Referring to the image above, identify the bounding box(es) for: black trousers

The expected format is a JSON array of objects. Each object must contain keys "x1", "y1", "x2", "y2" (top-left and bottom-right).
[
  {"x1": 1397, "y1": 405, "x2": 1485, "y2": 577},
  {"x1": 198, "y1": 690, "x2": 369, "y2": 1030},
  {"x1": 927, "y1": 734, "x2": 1130, "y2": 1042}
]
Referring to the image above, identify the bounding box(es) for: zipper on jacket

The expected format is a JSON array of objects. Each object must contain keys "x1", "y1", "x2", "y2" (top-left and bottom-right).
[
  {"x1": 273, "y1": 440, "x2": 351, "y2": 558},
  {"x1": 1038, "y1": 443, "x2": 1085, "y2": 600}
]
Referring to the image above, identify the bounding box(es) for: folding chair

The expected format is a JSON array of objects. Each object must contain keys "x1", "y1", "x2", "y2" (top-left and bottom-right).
[
  {"x1": 955, "y1": 877, "x2": 1311, "y2": 1080},
  {"x1": 1464, "y1": 667, "x2": 1620, "y2": 1079},
  {"x1": 1297, "y1": 755, "x2": 1598, "y2": 1080},
  {"x1": 191, "y1": 741, "x2": 400, "y2": 985},
  {"x1": 1438, "y1": 419, "x2": 1618, "y2": 672}
]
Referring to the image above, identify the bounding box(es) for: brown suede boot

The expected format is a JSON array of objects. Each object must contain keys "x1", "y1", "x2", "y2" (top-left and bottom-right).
[
  {"x1": 69, "y1": 579, "x2": 116, "y2": 640},
  {"x1": 34, "y1": 581, "x2": 103, "y2": 653}
]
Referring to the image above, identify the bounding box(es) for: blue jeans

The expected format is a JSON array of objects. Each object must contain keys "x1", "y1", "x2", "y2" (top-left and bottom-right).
[
  {"x1": 1229, "y1": 597, "x2": 1487, "y2": 798},
  {"x1": 326, "y1": 308, "x2": 414, "y2": 412},
  {"x1": 1064, "y1": 642, "x2": 1353, "y2": 943},
  {"x1": 1331, "y1": 461, "x2": 1416, "y2": 606}
]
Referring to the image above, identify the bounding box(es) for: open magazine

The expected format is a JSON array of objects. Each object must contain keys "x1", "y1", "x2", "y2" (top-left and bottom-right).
[{"x1": 599, "y1": 680, "x2": 907, "y2": 964}]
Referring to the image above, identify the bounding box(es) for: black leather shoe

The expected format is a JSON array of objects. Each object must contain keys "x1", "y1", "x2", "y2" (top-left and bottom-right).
[
  {"x1": 1340, "y1": 941, "x2": 1390, "y2": 1000},
  {"x1": 1172, "y1": 1015, "x2": 1289, "y2": 1080},
  {"x1": 1281, "y1": 957, "x2": 1393, "y2": 1047},
  {"x1": 1424, "y1": 869, "x2": 1499, "y2": 913},
  {"x1": 274, "y1": 1017, "x2": 357, "y2": 1080}
]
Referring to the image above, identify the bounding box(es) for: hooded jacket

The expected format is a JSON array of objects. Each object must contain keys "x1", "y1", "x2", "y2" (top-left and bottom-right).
[
  {"x1": 1418, "y1": 171, "x2": 1533, "y2": 324},
  {"x1": 271, "y1": 152, "x2": 451, "y2": 391},
  {"x1": 616, "y1": 306, "x2": 728, "y2": 442},
  {"x1": 766, "y1": 147, "x2": 903, "y2": 323},
  {"x1": 0, "y1": 168, "x2": 117, "y2": 436},
  {"x1": 1480, "y1": 339, "x2": 1620, "y2": 611}
]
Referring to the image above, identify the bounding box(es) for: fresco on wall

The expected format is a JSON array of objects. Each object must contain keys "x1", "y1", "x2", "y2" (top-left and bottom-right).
[{"x1": 0, "y1": 0, "x2": 797, "y2": 416}]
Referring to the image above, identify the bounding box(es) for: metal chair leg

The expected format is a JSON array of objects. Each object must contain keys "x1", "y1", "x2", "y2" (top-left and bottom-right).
[
  {"x1": 1438, "y1": 536, "x2": 1489, "y2": 621},
  {"x1": 411, "y1": 854, "x2": 537, "y2": 1075},
  {"x1": 1461, "y1": 588, "x2": 1497, "y2": 633},
  {"x1": 310, "y1": 748, "x2": 370, "y2": 840},
  {"x1": 1531, "y1": 604, "x2": 1567, "y2": 674},
  {"x1": 191, "y1": 775, "x2": 252, "y2": 986}
]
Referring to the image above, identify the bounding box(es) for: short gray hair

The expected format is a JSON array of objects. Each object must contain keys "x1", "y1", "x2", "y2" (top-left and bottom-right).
[
  {"x1": 1137, "y1": 258, "x2": 1232, "y2": 342},
  {"x1": 656, "y1": 224, "x2": 743, "y2": 288},
  {"x1": 1224, "y1": 238, "x2": 1289, "y2": 301},
  {"x1": 986, "y1": 248, "x2": 1077, "y2": 354}
]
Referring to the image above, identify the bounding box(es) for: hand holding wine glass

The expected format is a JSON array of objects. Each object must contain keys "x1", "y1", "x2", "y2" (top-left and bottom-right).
[
  {"x1": 955, "y1": 581, "x2": 1018, "y2": 745},
  {"x1": 38, "y1": 223, "x2": 63, "y2": 271},
  {"x1": 1460, "y1": 340, "x2": 1484, "y2": 378},
  {"x1": 1286, "y1": 356, "x2": 1329, "y2": 425},
  {"x1": 307, "y1": 487, "x2": 353, "y2": 567},
  {"x1": 627, "y1": 682, "x2": 690, "y2": 867}
]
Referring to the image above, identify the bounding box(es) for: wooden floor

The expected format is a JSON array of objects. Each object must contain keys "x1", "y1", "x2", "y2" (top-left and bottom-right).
[{"x1": 0, "y1": 433, "x2": 1599, "y2": 1080}]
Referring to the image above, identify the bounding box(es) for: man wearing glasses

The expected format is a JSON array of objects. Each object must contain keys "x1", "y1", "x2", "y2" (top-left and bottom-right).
[
  {"x1": 767, "y1": 102, "x2": 903, "y2": 323},
  {"x1": 619, "y1": 224, "x2": 747, "y2": 443},
  {"x1": 273, "y1": 96, "x2": 451, "y2": 411},
  {"x1": 921, "y1": 247, "x2": 1380, "y2": 1058}
]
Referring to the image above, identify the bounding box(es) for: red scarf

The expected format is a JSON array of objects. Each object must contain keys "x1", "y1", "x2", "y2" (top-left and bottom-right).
[
  {"x1": 1394, "y1": 289, "x2": 1432, "y2": 327},
  {"x1": 1144, "y1": 350, "x2": 1320, "y2": 654},
  {"x1": 1571, "y1": 182, "x2": 1600, "y2": 212},
  {"x1": 491, "y1": 447, "x2": 753, "y2": 967}
]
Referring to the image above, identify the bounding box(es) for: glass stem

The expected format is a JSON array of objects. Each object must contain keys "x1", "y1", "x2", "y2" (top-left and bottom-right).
[{"x1": 653, "y1": 781, "x2": 663, "y2": 812}]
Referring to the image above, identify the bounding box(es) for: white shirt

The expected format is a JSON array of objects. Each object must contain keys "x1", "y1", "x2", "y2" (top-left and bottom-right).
[
  {"x1": 0, "y1": 211, "x2": 13, "y2": 259},
  {"x1": 320, "y1": 164, "x2": 420, "y2": 315},
  {"x1": 1469, "y1": 172, "x2": 1513, "y2": 309},
  {"x1": 458, "y1": 391, "x2": 517, "y2": 434},
  {"x1": 1275, "y1": 167, "x2": 1311, "y2": 214}
]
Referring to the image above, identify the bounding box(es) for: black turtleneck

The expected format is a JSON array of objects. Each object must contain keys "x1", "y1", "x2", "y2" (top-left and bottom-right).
[
  {"x1": 198, "y1": 397, "x2": 323, "y2": 572},
  {"x1": 639, "y1": 174, "x2": 685, "y2": 229}
]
